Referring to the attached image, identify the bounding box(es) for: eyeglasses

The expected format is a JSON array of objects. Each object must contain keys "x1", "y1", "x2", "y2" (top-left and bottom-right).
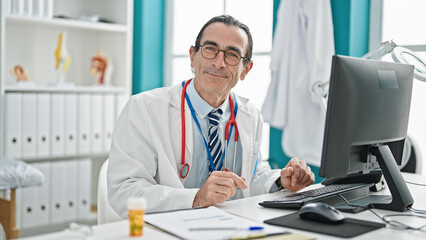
[{"x1": 197, "y1": 44, "x2": 248, "y2": 66}]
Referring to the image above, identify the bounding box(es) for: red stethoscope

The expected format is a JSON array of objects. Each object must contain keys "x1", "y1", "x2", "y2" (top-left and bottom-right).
[{"x1": 180, "y1": 79, "x2": 239, "y2": 179}]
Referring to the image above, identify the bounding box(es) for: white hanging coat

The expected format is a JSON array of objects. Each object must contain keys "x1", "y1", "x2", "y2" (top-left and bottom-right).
[
  {"x1": 262, "y1": 0, "x2": 335, "y2": 166},
  {"x1": 108, "y1": 83, "x2": 280, "y2": 217}
]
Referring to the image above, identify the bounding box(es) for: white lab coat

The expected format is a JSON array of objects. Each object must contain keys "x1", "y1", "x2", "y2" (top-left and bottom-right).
[
  {"x1": 108, "y1": 83, "x2": 280, "y2": 217},
  {"x1": 262, "y1": 0, "x2": 334, "y2": 166}
]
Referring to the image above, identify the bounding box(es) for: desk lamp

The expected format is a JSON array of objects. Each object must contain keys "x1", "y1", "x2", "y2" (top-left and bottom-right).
[{"x1": 312, "y1": 40, "x2": 426, "y2": 98}]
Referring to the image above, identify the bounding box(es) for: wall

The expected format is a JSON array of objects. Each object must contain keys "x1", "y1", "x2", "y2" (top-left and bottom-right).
[{"x1": 132, "y1": 0, "x2": 165, "y2": 94}]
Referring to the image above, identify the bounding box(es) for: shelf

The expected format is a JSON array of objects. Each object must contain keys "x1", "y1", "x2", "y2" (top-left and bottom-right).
[
  {"x1": 20, "y1": 153, "x2": 109, "y2": 162},
  {"x1": 4, "y1": 85, "x2": 128, "y2": 94},
  {"x1": 6, "y1": 15, "x2": 128, "y2": 33}
]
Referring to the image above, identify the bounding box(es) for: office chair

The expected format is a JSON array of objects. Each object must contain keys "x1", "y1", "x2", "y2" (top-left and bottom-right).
[{"x1": 97, "y1": 159, "x2": 122, "y2": 224}]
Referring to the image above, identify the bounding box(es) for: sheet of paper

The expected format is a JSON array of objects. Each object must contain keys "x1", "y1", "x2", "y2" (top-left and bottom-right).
[{"x1": 145, "y1": 206, "x2": 289, "y2": 240}]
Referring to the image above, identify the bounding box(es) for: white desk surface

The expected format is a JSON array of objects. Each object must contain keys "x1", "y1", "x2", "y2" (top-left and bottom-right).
[{"x1": 18, "y1": 173, "x2": 426, "y2": 240}]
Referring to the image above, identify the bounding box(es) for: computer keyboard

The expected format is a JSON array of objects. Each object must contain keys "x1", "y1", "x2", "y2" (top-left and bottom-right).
[{"x1": 259, "y1": 183, "x2": 371, "y2": 209}]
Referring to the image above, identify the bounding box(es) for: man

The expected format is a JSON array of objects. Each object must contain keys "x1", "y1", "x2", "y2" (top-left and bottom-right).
[{"x1": 108, "y1": 15, "x2": 315, "y2": 217}]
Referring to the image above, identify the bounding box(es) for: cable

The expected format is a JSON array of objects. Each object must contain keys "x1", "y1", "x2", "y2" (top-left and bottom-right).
[
  {"x1": 337, "y1": 194, "x2": 426, "y2": 233},
  {"x1": 405, "y1": 181, "x2": 426, "y2": 186},
  {"x1": 408, "y1": 206, "x2": 426, "y2": 215}
]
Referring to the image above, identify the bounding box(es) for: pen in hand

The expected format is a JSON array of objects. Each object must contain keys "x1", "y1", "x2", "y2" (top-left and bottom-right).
[{"x1": 189, "y1": 226, "x2": 264, "y2": 231}]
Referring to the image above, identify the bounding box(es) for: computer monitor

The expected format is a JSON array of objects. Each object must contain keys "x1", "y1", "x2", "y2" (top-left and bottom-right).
[{"x1": 319, "y1": 55, "x2": 415, "y2": 212}]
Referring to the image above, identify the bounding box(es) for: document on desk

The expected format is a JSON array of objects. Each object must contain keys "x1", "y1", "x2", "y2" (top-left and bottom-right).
[{"x1": 145, "y1": 206, "x2": 290, "y2": 240}]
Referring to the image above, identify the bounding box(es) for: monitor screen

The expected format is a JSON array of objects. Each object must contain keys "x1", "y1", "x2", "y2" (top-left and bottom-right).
[
  {"x1": 319, "y1": 55, "x2": 414, "y2": 211},
  {"x1": 320, "y1": 55, "x2": 414, "y2": 177}
]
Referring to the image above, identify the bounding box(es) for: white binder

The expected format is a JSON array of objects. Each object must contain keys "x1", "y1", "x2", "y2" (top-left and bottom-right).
[
  {"x1": 63, "y1": 160, "x2": 78, "y2": 222},
  {"x1": 50, "y1": 160, "x2": 67, "y2": 223},
  {"x1": 35, "y1": 161, "x2": 51, "y2": 226},
  {"x1": 50, "y1": 94, "x2": 65, "y2": 156},
  {"x1": 22, "y1": 93, "x2": 37, "y2": 158},
  {"x1": 103, "y1": 94, "x2": 115, "y2": 152},
  {"x1": 21, "y1": 184, "x2": 37, "y2": 228},
  {"x1": 15, "y1": 188, "x2": 22, "y2": 230},
  {"x1": 115, "y1": 94, "x2": 128, "y2": 119},
  {"x1": 64, "y1": 94, "x2": 78, "y2": 155},
  {"x1": 77, "y1": 158, "x2": 92, "y2": 219},
  {"x1": 78, "y1": 94, "x2": 91, "y2": 154},
  {"x1": 36, "y1": 93, "x2": 51, "y2": 157},
  {"x1": 4, "y1": 93, "x2": 22, "y2": 158},
  {"x1": 21, "y1": 162, "x2": 50, "y2": 228},
  {"x1": 91, "y1": 94, "x2": 103, "y2": 154}
]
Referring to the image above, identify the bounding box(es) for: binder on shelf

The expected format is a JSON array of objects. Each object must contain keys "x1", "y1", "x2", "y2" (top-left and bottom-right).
[
  {"x1": 50, "y1": 160, "x2": 67, "y2": 223},
  {"x1": 21, "y1": 162, "x2": 50, "y2": 228},
  {"x1": 34, "y1": 161, "x2": 51, "y2": 226},
  {"x1": 22, "y1": 93, "x2": 37, "y2": 158},
  {"x1": 15, "y1": 188, "x2": 22, "y2": 230},
  {"x1": 50, "y1": 93, "x2": 65, "y2": 156},
  {"x1": 21, "y1": 184, "x2": 37, "y2": 228},
  {"x1": 4, "y1": 93, "x2": 22, "y2": 158},
  {"x1": 91, "y1": 94, "x2": 103, "y2": 154},
  {"x1": 77, "y1": 158, "x2": 92, "y2": 219},
  {"x1": 64, "y1": 94, "x2": 78, "y2": 155},
  {"x1": 63, "y1": 160, "x2": 78, "y2": 222},
  {"x1": 36, "y1": 93, "x2": 51, "y2": 157},
  {"x1": 103, "y1": 94, "x2": 115, "y2": 152},
  {"x1": 78, "y1": 94, "x2": 91, "y2": 154}
]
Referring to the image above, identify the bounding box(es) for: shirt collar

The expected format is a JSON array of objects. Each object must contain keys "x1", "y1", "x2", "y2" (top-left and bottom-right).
[{"x1": 186, "y1": 78, "x2": 229, "y2": 119}]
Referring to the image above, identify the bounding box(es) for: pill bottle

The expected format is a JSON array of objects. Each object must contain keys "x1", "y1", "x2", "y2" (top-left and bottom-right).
[{"x1": 127, "y1": 197, "x2": 147, "y2": 236}]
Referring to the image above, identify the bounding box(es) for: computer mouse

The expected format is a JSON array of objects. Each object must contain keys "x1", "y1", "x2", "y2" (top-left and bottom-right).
[{"x1": 299, "y1": 202, "x2": 345, "y2": 224}]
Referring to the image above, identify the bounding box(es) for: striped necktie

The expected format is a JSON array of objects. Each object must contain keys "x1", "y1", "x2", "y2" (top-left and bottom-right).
[{"x1": 208, "y1": 109, "x2": 223, "y2": 172}]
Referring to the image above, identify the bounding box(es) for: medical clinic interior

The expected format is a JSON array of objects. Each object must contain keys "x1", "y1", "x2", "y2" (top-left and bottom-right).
[{"x1": 1, "y1": 0, "x2": 426, "y2": 239}]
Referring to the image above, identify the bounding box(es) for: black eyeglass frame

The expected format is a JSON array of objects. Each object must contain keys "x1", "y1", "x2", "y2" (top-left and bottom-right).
[{"x1": 196, "y1": 44, "x2": 249, "y2": 66}]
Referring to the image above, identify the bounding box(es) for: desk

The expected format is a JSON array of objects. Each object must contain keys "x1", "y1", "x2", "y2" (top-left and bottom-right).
[{"x1": 18, "y1": 173, "x2": 426, "y2": 240}]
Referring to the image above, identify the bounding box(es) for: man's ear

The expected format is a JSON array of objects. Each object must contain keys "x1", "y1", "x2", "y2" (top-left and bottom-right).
[
  {"x1": 240, "y1": 61, "x2": 253, "y2": 80},
  {"x1": 189, "y1": 46, "x2": 195, "y2": 69}
]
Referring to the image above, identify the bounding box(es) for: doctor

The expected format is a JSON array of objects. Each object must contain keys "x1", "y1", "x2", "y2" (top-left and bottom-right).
[{"x1": 108, "y1": 15, "x2": 315, "y2": 217}]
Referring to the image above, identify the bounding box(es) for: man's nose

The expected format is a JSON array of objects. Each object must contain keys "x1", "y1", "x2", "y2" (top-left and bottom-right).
[{"x1": 212, "y1": 50, "x2": 226, "y2": 68}]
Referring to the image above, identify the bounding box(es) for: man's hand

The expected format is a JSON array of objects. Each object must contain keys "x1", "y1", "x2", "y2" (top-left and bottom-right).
[
  {"x1": 193, "y1": 171, "x2": 247, "y2": 208},
  {"x1": 280, "y1": 158, "x2": 315, "y2": 192}
]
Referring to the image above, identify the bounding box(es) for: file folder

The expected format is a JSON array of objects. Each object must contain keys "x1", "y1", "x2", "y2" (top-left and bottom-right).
[
  {"x1": 21, "y1": 184, "x2": 37, "y2": 228},
  {"x1": 103, "y1": 94, "x2": 115, "y2": 153},
  {"x1": 63, "y1": 160, "x2": 78, "y2": 222},
  {"x1": 22, "y1": 93, "x2": 37, "y2": 158},
  {"x1": 91, "y1": 94, "x2": 103, "y2": 154},
  {"x1": 64, "y1": 94, "x2": 78, "y2": 155},
  {"x1": 36, "y1": 93, "x2": 51, "y2": 157},
  {"x1": 78, "y1": 94, "x2": 91, "y2": 154},
  {"x1": 35, "y1": 161, "x2": 51, "y2": 226},
  {"x1": 21, "y1": 162, "x2": 50, "y2": 228},
  {"x1": 50, "y1": 94, "x2": 65, "y2": 156},
  {"x1": 4, "y1": 93, "x2": 22, "y2": 158},
  {"x1": 50, "y1": 160, "x2": 67, "y2": 223},
  {"x1": 77, "y1": 158, "x2": 92, "y2": 219}
]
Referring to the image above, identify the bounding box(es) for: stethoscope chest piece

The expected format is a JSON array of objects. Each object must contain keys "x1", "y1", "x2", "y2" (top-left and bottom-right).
[{"x1": 180, "y1": 163, "x2": 190, "y2": 179}]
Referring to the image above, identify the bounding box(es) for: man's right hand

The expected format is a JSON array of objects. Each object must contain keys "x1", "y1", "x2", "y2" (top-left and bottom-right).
[{"x1": 192, "y1": 171, "x2": 247, "y2": 208}]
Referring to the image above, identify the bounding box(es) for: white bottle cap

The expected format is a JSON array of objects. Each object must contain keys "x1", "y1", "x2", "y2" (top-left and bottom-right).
[{"x1": 127, "y1": 197, "x2": 147, "y2": 210}]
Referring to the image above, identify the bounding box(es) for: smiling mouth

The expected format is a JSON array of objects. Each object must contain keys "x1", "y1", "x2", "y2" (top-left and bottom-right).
[{"x1": 206, "y1": 72, "x2": 227, "y2": 78}]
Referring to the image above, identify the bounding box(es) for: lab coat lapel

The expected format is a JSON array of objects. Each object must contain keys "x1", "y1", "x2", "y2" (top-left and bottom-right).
[
  {"x1": 169, "y1": 84, "x2": 194, "y2": 182},
  {"x1": 234, "y1": 98, "x2": 253, "y2": 192}
]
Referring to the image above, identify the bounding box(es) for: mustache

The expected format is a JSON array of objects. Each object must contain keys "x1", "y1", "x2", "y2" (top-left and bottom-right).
[{"x1": 203, "y1": 67, "x2": 229, "y2": 78}]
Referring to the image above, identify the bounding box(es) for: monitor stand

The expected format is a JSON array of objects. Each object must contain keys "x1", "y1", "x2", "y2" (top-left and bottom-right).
[
  {"x1": 369, "y1": 144, "x2": 414, "y2": 211},
  {"x1": 327, "y1": 145, "x2": 414, "y2": 213}
]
